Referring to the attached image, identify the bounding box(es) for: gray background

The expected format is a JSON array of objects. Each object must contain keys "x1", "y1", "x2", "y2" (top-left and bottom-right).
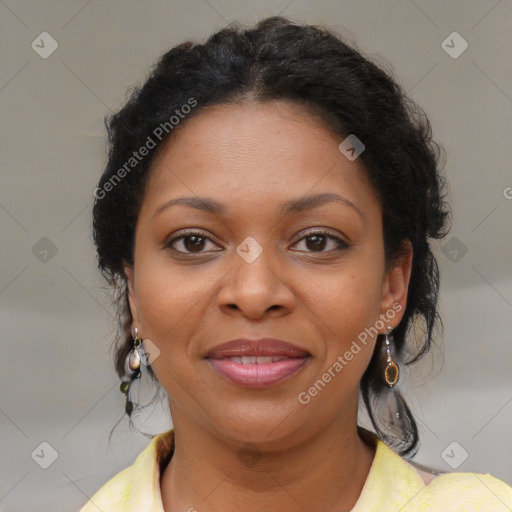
[{"x1": 1, "y1": 1, "x2": 511, "y2": 511}]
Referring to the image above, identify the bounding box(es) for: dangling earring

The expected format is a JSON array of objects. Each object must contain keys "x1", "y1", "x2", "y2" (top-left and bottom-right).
[
  {"x1": 119, "y1": 327, "x2": 143, "y2": 415},
  {"x1": 382, "y1": 324, "x2": 399, "y2": 388}
]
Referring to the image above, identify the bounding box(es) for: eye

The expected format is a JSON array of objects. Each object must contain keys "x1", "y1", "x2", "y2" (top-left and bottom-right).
[
  {"x1": 165, "y1": 228, "x2": 349, "y2": 255},
  {"x1": 165, "y1": 229, "x2": 221, "y2": 254},
  {"x1": 291, "y1": 230, "x2": 349, "y2": 253}
]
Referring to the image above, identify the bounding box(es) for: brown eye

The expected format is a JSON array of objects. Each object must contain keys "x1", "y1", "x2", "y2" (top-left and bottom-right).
[
  {"x1": 165, "y1": 230, "x2": 220, "y2": 254},
  {"x1": 292, "y1": 231, "x2": 349, "y2": 253}
]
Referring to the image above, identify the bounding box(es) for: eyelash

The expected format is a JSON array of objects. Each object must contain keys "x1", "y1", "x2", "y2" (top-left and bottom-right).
[{"x1": 165, "y1": 229, "x2": 349, "y2": 255}]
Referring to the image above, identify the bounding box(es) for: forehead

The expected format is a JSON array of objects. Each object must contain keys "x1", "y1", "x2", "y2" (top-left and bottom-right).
[{"x1": 142, "y1": 99, "x2": 378, "y2": 216}]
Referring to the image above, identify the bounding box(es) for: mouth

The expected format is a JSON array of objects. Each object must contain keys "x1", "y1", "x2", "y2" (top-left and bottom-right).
[{"x1": 204, "y1": 338, "x2": 311, "y2": 388}]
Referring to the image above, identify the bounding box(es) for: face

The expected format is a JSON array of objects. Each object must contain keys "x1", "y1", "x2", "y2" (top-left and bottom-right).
[{"x1": 124, "y1": 99, "x2": 412, "y2": 448}]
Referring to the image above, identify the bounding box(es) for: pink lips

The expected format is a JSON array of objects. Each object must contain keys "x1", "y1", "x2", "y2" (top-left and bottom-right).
[{"x1": 205, "y1": 338, "x2": 310, "y2": 388}]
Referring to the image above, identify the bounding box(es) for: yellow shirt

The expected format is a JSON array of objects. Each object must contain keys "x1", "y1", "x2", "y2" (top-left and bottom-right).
[{"x1": 79, "y1": 429, "x2": 512, "y2": 511}]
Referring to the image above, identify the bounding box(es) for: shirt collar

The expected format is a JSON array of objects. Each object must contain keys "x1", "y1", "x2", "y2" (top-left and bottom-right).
[
  {"x1": 127, "y1": 429, "x2": 174, "y2": 511},
  {"x1": 127, "y1": 428, "x2": 424, "y2": 511},
  {"x1": 351, "y1": 427, "x2": 425, "y2": 511}
]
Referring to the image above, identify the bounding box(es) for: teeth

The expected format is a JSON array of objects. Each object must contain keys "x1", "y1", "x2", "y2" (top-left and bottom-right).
[
  {"x1": 255, "y1": 356, "x2": 273, "y2": 364},
  {"x1": 270, "y1": 356, "x2": 288, "y2": 363},
  {"x1": 227, "y1": 356, "x2": 289, "y2": 364}
]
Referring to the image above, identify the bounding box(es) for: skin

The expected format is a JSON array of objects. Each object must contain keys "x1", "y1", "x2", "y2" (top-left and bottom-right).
[{"x1": 124, "y1": 99, "x2": 413, "y2": 512}]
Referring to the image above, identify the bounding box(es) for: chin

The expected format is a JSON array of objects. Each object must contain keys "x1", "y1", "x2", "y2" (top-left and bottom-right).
[{"x1": 212, "y1": 404, "x2": 306, "y2": 445}]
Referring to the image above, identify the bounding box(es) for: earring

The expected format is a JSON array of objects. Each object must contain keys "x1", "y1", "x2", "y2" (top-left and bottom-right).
[
  {"x1": 382, "y1": 325, "x2": 399, "y2": 388},
  {"x1": 119, "y1": 327, "x2": 143, "y2": 415}
]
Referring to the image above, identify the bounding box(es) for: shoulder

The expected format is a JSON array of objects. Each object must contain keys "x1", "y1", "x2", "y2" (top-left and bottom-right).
[
  {"x1": 406, "y1": 471, "x2": 512, "y2": 511},
  {"x1": 360, "y1": 432, "x2": 512, "y2": 512},
  {"x1": 79, "y1": 430, "x2": 174, "y2": 511},
  {"x1": 79, "y1": 465, "x2": 134, "y2": 511}
]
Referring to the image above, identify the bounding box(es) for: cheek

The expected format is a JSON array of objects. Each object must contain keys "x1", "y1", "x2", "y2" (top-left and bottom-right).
[
  {"x1": 307, "y1": 267, "x2": 383, "y2": 377},
  {"x1": 132, "y1": 248, "x2": 227, "y2": 367},
  {"x1": 310, "y1": 261, "x2": 383, "y2": 325},
  {"x1": 133, "y1": 262, "x2": 206, "y2": 389},
  {"x1": 136, "y1": 265, "x2": 207, "y2": 338}
]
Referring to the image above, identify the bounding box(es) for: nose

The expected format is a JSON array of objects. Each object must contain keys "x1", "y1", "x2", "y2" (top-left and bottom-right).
[{"x1": 216, "y1": 240, "x2": 297, "y2": 320}]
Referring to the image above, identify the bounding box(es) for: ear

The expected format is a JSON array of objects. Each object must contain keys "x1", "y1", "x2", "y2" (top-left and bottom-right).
[
  {"x1": 379, "y1": 240, "x2": 413, "y2": 327},
  {"x1": 123, "y1": 263, "x2": 139, "y2": 327}
]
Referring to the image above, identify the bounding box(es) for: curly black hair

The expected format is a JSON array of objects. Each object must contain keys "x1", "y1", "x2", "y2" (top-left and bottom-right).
[{"x1": 92, "y1": 15, "x2": 451, "y2": 456}]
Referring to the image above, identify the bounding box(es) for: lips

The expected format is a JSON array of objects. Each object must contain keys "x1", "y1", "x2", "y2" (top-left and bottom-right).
[
  {"x1": 205, "y1": 338, "x2": 310, "y2": 359},
  {"x1": 205, "y1": 338, "x2": 310, "y2": 388},
  {"x1": 223, "y1": 355, "x2": 290, "y2": 364}
]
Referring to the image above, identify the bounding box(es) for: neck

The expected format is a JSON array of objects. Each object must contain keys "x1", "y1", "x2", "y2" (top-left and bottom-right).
[{"x1": 160, "y1": 406, "x2": 376, "y2": 512}]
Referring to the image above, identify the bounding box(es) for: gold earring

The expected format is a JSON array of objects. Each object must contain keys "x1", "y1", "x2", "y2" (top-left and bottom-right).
[{"x1": 383, "y1": 324, "x2": 399, "y2": 388}]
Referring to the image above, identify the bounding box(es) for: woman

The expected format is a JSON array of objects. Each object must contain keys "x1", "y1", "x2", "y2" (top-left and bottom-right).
[{"x1": 81, "y1": 16, "x2": 512, "y2": 512}]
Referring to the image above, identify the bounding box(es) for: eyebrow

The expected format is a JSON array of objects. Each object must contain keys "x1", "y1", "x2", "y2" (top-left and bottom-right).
[{"x1": 152, "y1": 192, "x2": 364, "y2": 220}]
